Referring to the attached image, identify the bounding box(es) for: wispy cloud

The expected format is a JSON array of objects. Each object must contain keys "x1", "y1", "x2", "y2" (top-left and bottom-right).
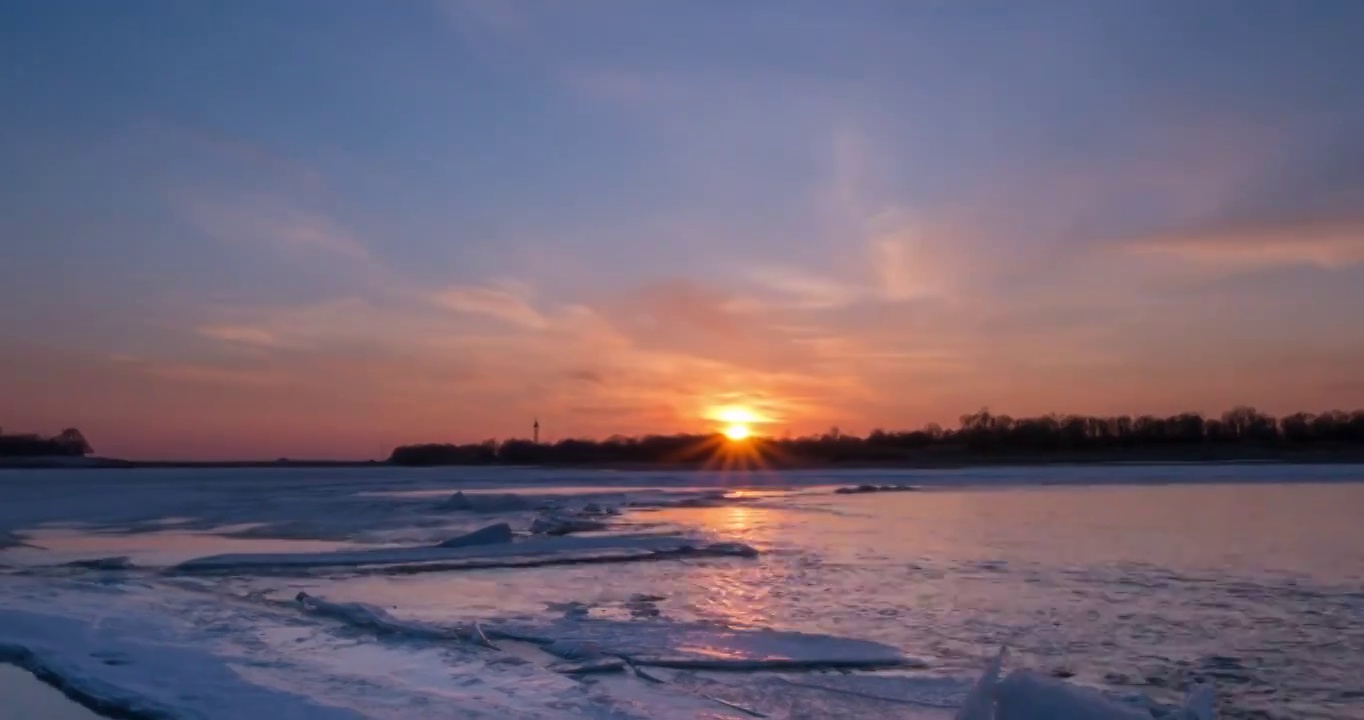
[
  {"x1": 196, "y1": 324, "x2": 285, "y2": 348},
  {"x1": 748, "y1": 267, "x2": 863, "y2": 309},
  {"x1": 180, "y1": 193, "x2": 370, "y2": 262},
  {"x1": 1127, "y1": 216, "x2": 1364, "y2": 270},
  {"x1": 430, "y1": 282, "x2": 548, "y2": 329}
]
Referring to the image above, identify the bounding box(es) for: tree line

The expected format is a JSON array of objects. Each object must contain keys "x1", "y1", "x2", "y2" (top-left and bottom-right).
[
  {"x1": 389, "y1": 406, "x2": 1364, "y2": 466},
  {"x1": 0, "y1": 428, "x2": 93, "y2": 457}
]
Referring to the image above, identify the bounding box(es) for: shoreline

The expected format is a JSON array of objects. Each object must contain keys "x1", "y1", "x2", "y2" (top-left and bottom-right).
[{"x1": 7, "y1": 450, "x2": 1364, "y2": 471}]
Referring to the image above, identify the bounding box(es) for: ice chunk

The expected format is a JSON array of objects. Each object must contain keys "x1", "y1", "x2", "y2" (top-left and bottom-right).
[
  {"x1": 529, "y1": 513, "x2": 607, "y2": 536},
  {"x1": 549, "y1": 657, "x2": 626, "y2": 674},
  {"x1": 295, "y1": 592, "x2": 495, "y2": 648},
  {"x1": 543, "y1": 639, "x2": 608, "y2": 660},
  {"x1": 1175, "y1": 684, "x2": 1216, "y2": 720},
  {"x1": 435, "y1": 522, "x2": 512, "y2": 548},
  {"x1": 702, "y1": 693, "x2": 770, "y2": 717},
  {"x1": 955, "y1": 650, "x2": 1216, "y2": 720},
  {"x1": 173, "y1": 533, "x2": 757, "y2": 575},
  {"x1": 493, "y1": 617, "x2": 913, "y2": 671},
  {"x1": 625, "y1": 594, "x2": 664, "y2": 618},
  {"x1": 63, "y1": 556, "x2": 134, "y2": 570},
  {"x1": 955, "y1": 647, "x2": 1005, "y2": 720},
  {"x1": 545, "y1": 601, "x2": 591, "y2": 619},
  {"x1": 777, "y1": 674, "x2": 970, "y2": 709},
  {"x1": 995, "y1": 670, "x2": 1157, "y2": 720},
  {"x1": 703, "y1": 541, "x2": 760, "y2": 557},
  {"x1": 438, "y1": 491, "x2": 529, "y2": 512},
  {"x1": 835, "y1": 484, "x2": 920, "y2": 494}
]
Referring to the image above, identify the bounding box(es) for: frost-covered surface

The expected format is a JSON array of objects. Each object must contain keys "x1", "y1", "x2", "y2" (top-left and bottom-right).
[{"x1": 3, "y1": 466, "x2": 1364, "y2": 719}]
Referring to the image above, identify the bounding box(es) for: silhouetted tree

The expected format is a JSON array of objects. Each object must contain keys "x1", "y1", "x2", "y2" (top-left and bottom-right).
[
  {"x1": 385, "y1": 406, "x2": 1364, "y2": 466},
  {"x1": 0, "y1": 428, "x2": 94, "y2": 457}
]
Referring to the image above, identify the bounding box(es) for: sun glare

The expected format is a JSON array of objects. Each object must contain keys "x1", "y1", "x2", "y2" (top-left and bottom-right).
[
  {"x1": 723, "y1": 423, "x2": 752, "y2": 441},
  {"x1": 712, "y1": 406, "x2": 762, "y2": 425}
]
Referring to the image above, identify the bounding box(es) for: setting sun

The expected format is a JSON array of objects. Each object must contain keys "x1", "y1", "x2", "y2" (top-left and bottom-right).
[{"x1": 723, "y1": 423, "x2": 752, "y2": 441}]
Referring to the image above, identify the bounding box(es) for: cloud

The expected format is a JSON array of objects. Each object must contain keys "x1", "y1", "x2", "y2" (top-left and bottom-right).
[
  {"x1": 196, "y1": 325, "x2": 285, "y2": 348},
  {"x1": 180, "y1": 194, "x2": 370, "y2": 262},
  {"x1": 630, "y1": 278, "x2": 743, "y2": 332},
  {"x1": 869, "y1": 221, "x2": 961, "y2": 301},
  {"x1": 153, "y1": 120, "x2": 326, "y2": 193},
  {"x1": 195, "y1": 297, "x2": 447, "y2": 353},
  {"x1": 1126, "y1": 216, "x2": 1364, "y2": 270},
  {"x1": 748, "y1": 268, "x2": 862, "y2": 309},
  {"x1": 430, "y1": 282, "x2": 548, "y2": 329}
]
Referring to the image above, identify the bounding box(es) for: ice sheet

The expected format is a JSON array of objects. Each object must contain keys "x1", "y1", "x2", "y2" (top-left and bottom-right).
[
  {"x1": 172, "y1": 533, "x2": 757, "y2": 574},
  {"x1": 435, "y1": 522, "x2": 513, "y2": 548},
  {"x1": 0, "y1": 606, "x2": 369, "y2": 719},
  {"x1": 295, "y1": 592, "x2": 495, "y2": 648},
  {"x1": 492, "y1": 616, "x2": 916, "y2": 671},
  {"x1": 7, "y1": 467, "x2": 1318, "y2": 718}
]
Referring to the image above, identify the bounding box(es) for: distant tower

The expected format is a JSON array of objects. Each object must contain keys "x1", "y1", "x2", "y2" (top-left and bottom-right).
[{"x1": 533, "y1": 418, "x2": 540, "y2": 444}]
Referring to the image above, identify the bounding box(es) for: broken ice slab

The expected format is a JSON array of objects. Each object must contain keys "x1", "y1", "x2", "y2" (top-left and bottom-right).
[
  {"x1": 495, "y1": 617, "x2": 919, "y2": 672},
  {"x1": 170, "y1": 533, "x2": 757, "y2": 575},
  {"x1": 295, "y1": 592, "x2": 495, "y2": 648},
  {"x1": 435, "y1": 522, "x2": 513, "y2": 548}
]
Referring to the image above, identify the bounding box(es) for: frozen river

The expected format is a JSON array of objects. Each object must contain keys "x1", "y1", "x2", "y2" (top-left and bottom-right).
[{"x1": 2, "y1": 465, "x2": 1361, "y2": 719}]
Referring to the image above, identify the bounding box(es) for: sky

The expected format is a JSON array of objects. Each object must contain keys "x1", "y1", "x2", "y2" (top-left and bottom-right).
[{"x1": 3, "y1": 1, "x2": 1364, "y2": 460}]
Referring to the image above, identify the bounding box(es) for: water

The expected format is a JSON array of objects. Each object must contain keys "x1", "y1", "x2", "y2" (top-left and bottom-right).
[{"x1": 2, "y1": 466, "x2": 1362, "y2": 719}]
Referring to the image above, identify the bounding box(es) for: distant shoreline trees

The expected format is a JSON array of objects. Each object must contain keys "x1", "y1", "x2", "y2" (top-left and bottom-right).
[
  {"x1": 0, "y1": 428, "x2": 93, "y2": 458},
  {"x1": 389, "y1": 406, "x2": 1364, "y2": 466}
]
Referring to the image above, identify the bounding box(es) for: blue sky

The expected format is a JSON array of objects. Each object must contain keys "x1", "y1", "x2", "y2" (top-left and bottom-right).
[{"x1": 3, "y1": 1, "x2": 1363, "y2": 459}]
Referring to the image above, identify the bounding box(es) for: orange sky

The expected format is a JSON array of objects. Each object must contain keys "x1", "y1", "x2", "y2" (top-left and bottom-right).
[{"x1": 4, "y1": 3, "x2": 1364, "y2": 460}]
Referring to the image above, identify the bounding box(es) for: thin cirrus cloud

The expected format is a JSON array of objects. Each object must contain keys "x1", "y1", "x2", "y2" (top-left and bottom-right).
[
  {"x1": 179, "y1": 194, "x2": 371, "y2": 263},
  {"x1": 430, "y1": 283, "x2": 549, "y2": 330},
  {"x1": 1126, "y1": 216, "x2": 1364, "y2": 271}
]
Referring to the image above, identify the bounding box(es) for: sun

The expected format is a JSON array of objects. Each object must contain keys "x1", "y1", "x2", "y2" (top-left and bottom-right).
[
  {"x1": 713, "y1": 406, "x2": 762, "y2": 425},
  {"x1": 723, "y1": 423, "x2": 751, "y2": 441}
]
